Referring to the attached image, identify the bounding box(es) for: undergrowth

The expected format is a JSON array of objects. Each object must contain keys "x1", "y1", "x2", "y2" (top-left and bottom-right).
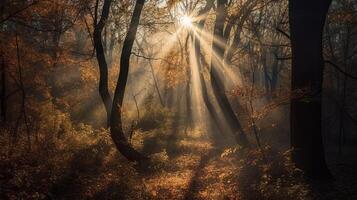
[{"x1": 0, "y1": 106, "x2": 315, "y2": 199}]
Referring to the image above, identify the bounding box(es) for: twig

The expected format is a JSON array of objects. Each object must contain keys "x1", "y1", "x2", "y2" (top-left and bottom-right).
[
  {"x1": 276, "y1": 27, "x2": 290, "y2": 39},
  {"x1": 325, "y1": 60, "x2": 357, "y2": 80},
  {"x1": 0, "y1": 1, "x2": 39, "y2": 24}
]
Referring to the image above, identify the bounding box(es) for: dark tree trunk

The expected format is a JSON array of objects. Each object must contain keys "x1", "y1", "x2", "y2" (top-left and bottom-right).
[
  {"x1": 289, "y1": 0, "x2": 332, "y2": 179},
  {"x1": 270, "y1": 49, "x2": 280, "y2": 95},
  {"x1": 210, "y1": 0, "x2": 248, "y2": 146},
  {"x1": 93, "y1": 0, "x2": 112, "y2": 127},
  {"x1": 110, "y1": 0, "x2": 147, "y2": 162},
  {"x1": 1, "y1": 57, "x2": 6, "y2": 122}
]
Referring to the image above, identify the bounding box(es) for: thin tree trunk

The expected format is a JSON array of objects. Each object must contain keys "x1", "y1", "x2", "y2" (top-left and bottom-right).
[
  {"x1": 110, "y1": 0, "x2": 147, "y2": 162},
  {"x1": 148, "y1": 60, "x2": 164, "y2": 107},
  {"x1": 14, "y1": 34, "x2": 31, "y2": 150},
  {"x1": 134, "y1": 39, "x2": 164, "y2": 107},
  {"x1": 1, "y1": 57, "x2": 6, "y2": 122},
  {"x1": 289, "y1": 0, "x2": 332, "y2": 179},
  {"x1": 224, "y1": 0, "x2": 256, "y2": 65},
  {"x1": 270, "y1": 50, "x2": 280, "y2": 96},
  {"x1": 248, "y1": 66, "x2": 265, "y2": 159},
  {"x1": 93, "y1": 0, "x2": 112, "y2": 127}
]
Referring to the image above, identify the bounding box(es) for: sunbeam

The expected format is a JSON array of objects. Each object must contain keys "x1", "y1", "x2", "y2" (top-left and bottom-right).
[
  {"x1": 192, "y1": 29, "x2": 243, "y2": 88},
  {"x1": 3, "y1": 0, "x2": 346, "y2": 198}
]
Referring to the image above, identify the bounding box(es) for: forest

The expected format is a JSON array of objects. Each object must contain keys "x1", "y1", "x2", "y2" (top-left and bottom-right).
[{"x1": 0, "y1": 0, "x2": 357, "y2": 199}]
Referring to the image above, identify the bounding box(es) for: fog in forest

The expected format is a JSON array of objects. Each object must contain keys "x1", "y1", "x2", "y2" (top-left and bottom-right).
[{"x1": 1, "y1": 0, "x2": 357, "y2": 199}]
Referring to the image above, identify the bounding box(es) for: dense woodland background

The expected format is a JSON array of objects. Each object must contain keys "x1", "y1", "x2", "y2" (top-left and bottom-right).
[{"x1": 0, "y1": 0, "x2": 357, "y2": 199}]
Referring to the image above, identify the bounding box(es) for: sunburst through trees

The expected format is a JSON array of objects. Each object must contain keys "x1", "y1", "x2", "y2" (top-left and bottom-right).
[{"x1": 1, "y1": 0, "x2": 356, "y2": 199}]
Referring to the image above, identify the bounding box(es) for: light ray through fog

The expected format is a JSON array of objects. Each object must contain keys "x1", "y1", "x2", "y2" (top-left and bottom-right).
[
  {"x1": 192, "y1": 29, "x2": 243, "y2": 87},
  {"x1": 188, "y1": 40, "x2": 206, "y2": 131},
  {"x1": 146, "y1": 27, "x2": 184, "y2": 59},
  {"x1": 178, "y1": 30, "x2": 235, "y2": 139},
  {"x1": 128, "y1": 6, "x2": 245, "y2": 141},
  {"x1": 187, "y1": 41, "x2": 230, "y2": 139},
  {"x1": 126, "y1": 27, "x2": 185, "y2": 113},
  {"x1": 194, "y1": 27, "x2": 228, "y2": 52}
]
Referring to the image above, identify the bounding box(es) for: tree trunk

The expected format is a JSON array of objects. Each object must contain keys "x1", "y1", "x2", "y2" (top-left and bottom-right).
[
  {"x1": 289, "y1": 0, "x2": 332, "y2": 179},
  {"x1": 110, "y1": 0, "x2": 147, "y2": 162},
  {"x1": 270, "y1": 49, "x2": 280, "y2": 96},
  {"x1": 94, "y1": 0, "x2": 112, "y2": 127},
  {"x1": 194, "y1": 1, "x2": 228, "y2": 135},
  {"x1": 1, "y1": 57, "x2": 6, "y2": 122},
  {"x1": 210, "y1": 0, "x2": 248, "y2": 146}
]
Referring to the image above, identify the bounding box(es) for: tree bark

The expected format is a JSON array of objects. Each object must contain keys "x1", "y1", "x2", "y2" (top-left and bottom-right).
[
  {"x1": 1, "y1": 57, "x2": 6, "y2": 122},
  {"x1": 110, "y1": 0, "x2": 147, "y2": 162},
  {"x1": 289, "y1": 0, "x2": 332, "y2": 179},
  {"x1": 93, "y1": 0, "x2": 112, "y2": 127}
]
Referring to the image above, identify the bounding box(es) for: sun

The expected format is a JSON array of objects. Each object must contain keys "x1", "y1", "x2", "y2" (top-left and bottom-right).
[{"x1": 179, "y1": 15, "x2": 193, "y2": 28}]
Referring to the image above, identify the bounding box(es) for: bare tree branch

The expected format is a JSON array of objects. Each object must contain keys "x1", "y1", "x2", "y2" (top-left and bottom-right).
[{"x1": 325, "y1": 60, "x2": 357, "y2": 80}]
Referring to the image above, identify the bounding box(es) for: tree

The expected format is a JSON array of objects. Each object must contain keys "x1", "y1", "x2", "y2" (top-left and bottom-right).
[
  {"x1": 289, "y1": 0, "x2": 332, "y2": 179},
  {"x1": 194, "y1": 0, "x2": 225, "y2": 135},
  {"x1": 210, "y1": 0, "x2": 248, "y2": 146},
  {"x1": 93, "y1": 0, "x2": 112, "y2": 127},
  {"x1": 110, "y1": 0, "x2": 147, "y2": 162},
  {"x1": 1, "y1": 57, "x2": 6, "y2": 122},
  {"x1": 224, "y1": 0, "x2": 258, "y2": 65}
]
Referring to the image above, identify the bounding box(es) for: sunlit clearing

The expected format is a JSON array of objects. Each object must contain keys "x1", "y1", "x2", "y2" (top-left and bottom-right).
[{"x1": 179, "y1": 15, "x2": 193, "y2": 28}]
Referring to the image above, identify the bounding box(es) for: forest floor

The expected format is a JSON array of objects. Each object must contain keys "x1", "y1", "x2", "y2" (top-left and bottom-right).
[
  {"x1": 134, "y1": 124, "x2": 242, "y2": 199},
  {"x1": 50, "y1": 117, "x2": 357, "y2": 199},
  {"x1": 1, "y1": 111, "x2": 357, "y2": 199}
]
